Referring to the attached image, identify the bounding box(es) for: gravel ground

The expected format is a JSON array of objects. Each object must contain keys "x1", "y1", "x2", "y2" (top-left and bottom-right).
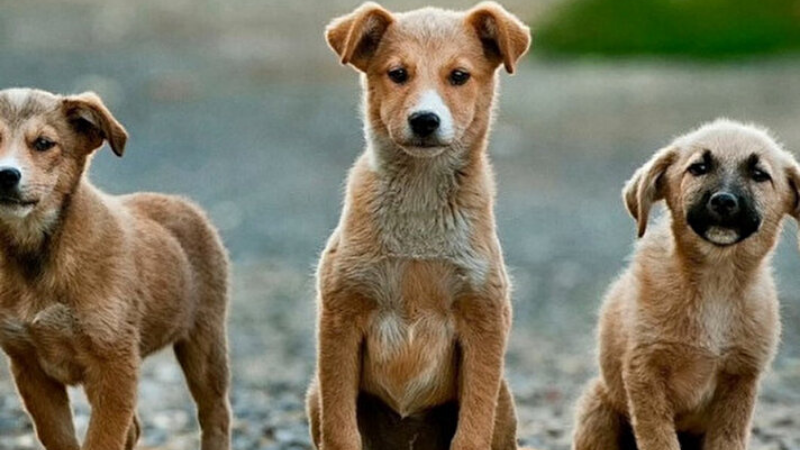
[
  {"x1": 1, "y1": 261, "x2": 799, "y2": 450},
  {"x1": 1, "y1": 1, "x2": 799, "y2": 449}
]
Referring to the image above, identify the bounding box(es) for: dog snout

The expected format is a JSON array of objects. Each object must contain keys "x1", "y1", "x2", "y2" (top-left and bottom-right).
[
  {"x1": 408, "y1": 112, "x2": 440, "y2": 138},
  {"x1": 0, "y1": 167, "x2": 21, "y2": 191},
  {"x1": 708, "y1": 191, "x2": 740, "y2": 218}
]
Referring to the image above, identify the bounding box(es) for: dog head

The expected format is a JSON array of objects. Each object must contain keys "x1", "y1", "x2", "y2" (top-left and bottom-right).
[
  {"x1": 0, "y1": 88, "x2": 127, "y2": 225},
  {"x1": 624, "y1": 119, "x2": 800, "y2": 253},
  {"x1": 326, "y1": 2, "x2": 530, "y2": 158}
]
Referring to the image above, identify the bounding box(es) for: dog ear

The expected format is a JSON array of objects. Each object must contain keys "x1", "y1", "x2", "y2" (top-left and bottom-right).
[
  {"x1": 623, "y1": 146, "x2": 677, "y2": 238},
  {"x1": 326, "y1": 2, "x2": 394, "y2": 72},
  {"x1": 785, "y1": 162, "x2": 800, "y2": 220},
  {"x1": 465, "y1": 2, "x2": 531, "y2": 74},
  {"x1": 62, "y1": 92, "x2": 128, "y2": 157}
]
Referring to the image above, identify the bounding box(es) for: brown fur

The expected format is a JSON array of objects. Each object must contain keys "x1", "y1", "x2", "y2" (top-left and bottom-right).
[
  {"x1": 0, "y1": 88, "x2": 231, "y2": 450},
  {"x1": 307, "y1": 3, "x2": 530, "y2": 450},
  {"x1": 573, "y1": 119, "x2": 797, "y2": 450}
]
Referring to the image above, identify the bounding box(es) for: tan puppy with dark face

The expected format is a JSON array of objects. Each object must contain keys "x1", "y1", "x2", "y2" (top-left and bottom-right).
[
  {"x1": 572, "y1": 119, "x2": 796, "y2": 450},
  {"x1": 307, "y1": 3, "x2": 530, "y2": 450},
  {"x1": 0, "y1": 88, "x2": 231, "y2": 450}
]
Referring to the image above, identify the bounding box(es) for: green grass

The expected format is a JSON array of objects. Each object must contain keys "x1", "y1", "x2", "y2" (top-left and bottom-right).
[{"x1": 536, "y1": 0, "x2": 800, "y2": 59}]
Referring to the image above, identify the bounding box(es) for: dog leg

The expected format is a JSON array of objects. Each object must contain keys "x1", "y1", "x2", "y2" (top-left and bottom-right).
[
  {"x1": 306, "y1": 380, "x2": 323, "y2": 448},
  {"x1": 572, "y1": 378, "x2": 633, "y2": 450},
  {"x1": 491, "y1": 379, "x2": 518, "y2": 450},
  {"x1": 82, "y1": 352, "x2": 139, "y2": 450},
  {"x1": 0, "y1": 317, "x2": 80, "y2": 450},
  {"x1": 124, "y1": 414, "x2": 141, "y2": 450},
  {"x1": 624, "y1": 356, "x2": 681, "y2": 450},
  {"x1": 174, "y1": 320, "x2": 232, "y2": 450},
  {"x1": 317, "y1": 297, "x2": 365, "y2": 450},
  {"x1": 0, "y1": 316, "x2": 34, "y2": 356},
  {"x1": 8, "y1": 354, "x2": 80, "y2": 450},
  {"x1": 703, "y1": 373, "x2": 757, "y2": 450},
  {"x1": 451, "y1": 296, "x2": 509, "y2": 450}
]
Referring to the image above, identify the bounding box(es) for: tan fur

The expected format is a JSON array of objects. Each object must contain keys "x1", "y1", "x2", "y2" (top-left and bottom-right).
[
  {"x1": 308, "y1": 3, "x2": 530, "y2": 450},
  {"x1": 0, "y1": 88, "x2": 231, "y2": 450},
  {"x1": 573, "y1": 119, "x2": 797, "y2": 450}
]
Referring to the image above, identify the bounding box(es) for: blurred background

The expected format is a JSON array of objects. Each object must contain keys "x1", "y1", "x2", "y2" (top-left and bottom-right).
[{"x1": 1, "y1": 0, "x2": 799, "y2": 449}]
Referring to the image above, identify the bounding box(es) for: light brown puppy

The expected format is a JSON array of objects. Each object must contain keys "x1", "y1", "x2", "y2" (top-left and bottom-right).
[
  {"x1": 307, "y1": 3, "x2": 530, "y2": 450},
  {"x1": 573, "y1": 119, "x2": 795, "y2": 450},
  {"x1": 0, "y1": 88, "x2": 231, "y2": 450}
]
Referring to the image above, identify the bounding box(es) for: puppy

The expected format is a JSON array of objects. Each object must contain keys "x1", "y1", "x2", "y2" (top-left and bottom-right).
[
  {"x1": 0, "y1": 88, "x2": 231, "y2": 450},
  {"x1": 306, "y1": 3, "x2": 530, "y2": 450},
  {"x1": 572, "y1": 119, "x2": 796, "y2": 450}
]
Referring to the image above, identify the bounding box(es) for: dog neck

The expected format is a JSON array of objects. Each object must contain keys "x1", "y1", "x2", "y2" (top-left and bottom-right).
[
  {"x1": 0, "y1": 180, "x2": 111, "y2": 281},
  {"x1": 645, "y1": 218, "x2": 772, "y2": 298},
  {"x1": 362, "y1": 130, "x2": 494, "y2": 259},
  {"x1": 679, "y1": 243, "x2": 769, "y2": 296}
]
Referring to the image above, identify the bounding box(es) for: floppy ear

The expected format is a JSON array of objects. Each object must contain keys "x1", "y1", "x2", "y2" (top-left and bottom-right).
[
  {"x1": 785, "y1": 162, "x2": 800, "y2": 220},
  {"x1": 465, "y1": 2, "x2": 531, "y2": 74},
  {"x1": 326, "y1": 2, "x2": 394, "y2": 72},
  {"x1": 62, "y1": 92, "x2": 128, "y2": 157},
  {"x1": 623, "y1": 146, "x2": 677, "y2": 238}
]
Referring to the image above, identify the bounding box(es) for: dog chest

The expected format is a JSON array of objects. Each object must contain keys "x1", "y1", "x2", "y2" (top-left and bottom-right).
[
  {"x1": 659, "y1": 297, "x2": 777, "y2": 419},
  {"x1": 358, "y1": 259, "x2": 462, "y2": 416},
  {"x1": 696, "y1": 289, "x2": 778, "y2": 364}
]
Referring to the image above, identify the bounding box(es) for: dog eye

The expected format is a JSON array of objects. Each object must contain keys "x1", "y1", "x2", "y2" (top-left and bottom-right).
[
  {"x1": 688, "y1": 162, "x2": 709, "y2": 176},
  {"x1": 449, "y1": 69, "x2": 471, "y2": 86},
  {"x1": 32, "y1": 137, "x2": 56, "y2": 152},
  {"x1": 752, "y1": 168, "x2": 771, "y2": 183},
  {"x1": 388, "y1": 68, "x2": 408, "y2": 84}
]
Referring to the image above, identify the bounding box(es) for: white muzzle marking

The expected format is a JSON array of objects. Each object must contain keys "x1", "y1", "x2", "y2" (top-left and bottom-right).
[{"x1": 412, "y1": 89, "x2": 454, "y2": 142}]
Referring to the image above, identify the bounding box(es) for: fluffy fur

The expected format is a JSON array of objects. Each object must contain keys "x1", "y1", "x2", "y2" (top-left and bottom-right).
[
  {"x1": 0, "y1": 88, "x2": 231, "y2": 450},
  {"x1": 307, "y1": 3, "x2": 531, "y2": 450},
  {"x1": 572, "y1": 119, "x2": 797, "y2": 450}
]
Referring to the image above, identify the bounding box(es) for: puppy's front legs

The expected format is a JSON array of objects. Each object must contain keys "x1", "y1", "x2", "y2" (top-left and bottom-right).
[
  {"x1": 82, "y1": 348, "x2": 139, "y2": 450},
  {"x1": 0, "y1": 317, "x2": 80, "y2": 450},
  {"x1": 624, "y1": 352, "x2": 680, "y2": 450},
  {"x1": 318, "y1": 294, "x2": 366, "y2": 450},
  {"x1": 451, "y1": 294, "x2": 510, "y2": 450},
  {"x1": 704, "y1": 373, "x2": 758, "y2": 450}
]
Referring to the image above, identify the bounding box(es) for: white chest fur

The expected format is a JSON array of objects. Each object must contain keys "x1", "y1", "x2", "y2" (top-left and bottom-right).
[
  {"x1": 359, "y1": 259, "x2": 460, "y2": 415},
  {"x1": 698, "y1": 295, "x2": 735, "y2": 354},
  {"x1": 368, "y1": 152, "x2": 490, "y2": 287}
]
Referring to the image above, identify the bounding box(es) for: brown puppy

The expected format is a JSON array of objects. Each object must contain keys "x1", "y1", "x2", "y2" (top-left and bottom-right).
[
  {"x1": 572, "y1": 119, "x2": 795, "y2": 450},
  {"x1": 307, "y1": 3, "x2": 530, "y2": 450},
  {"x1": 0, "y1": 88, "x2": 231, "y2": 450}
]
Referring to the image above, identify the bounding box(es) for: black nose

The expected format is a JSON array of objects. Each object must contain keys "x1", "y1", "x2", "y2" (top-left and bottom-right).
[
  {"x1": 409, "y1": 112, "x2": 440, "y2": 137},
  {"x1": 708, "y1": 192, "x2": 739, "y2": 217},
  {"x1": 0, "y1": 168, "x2": 21, "y2": 190}
]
